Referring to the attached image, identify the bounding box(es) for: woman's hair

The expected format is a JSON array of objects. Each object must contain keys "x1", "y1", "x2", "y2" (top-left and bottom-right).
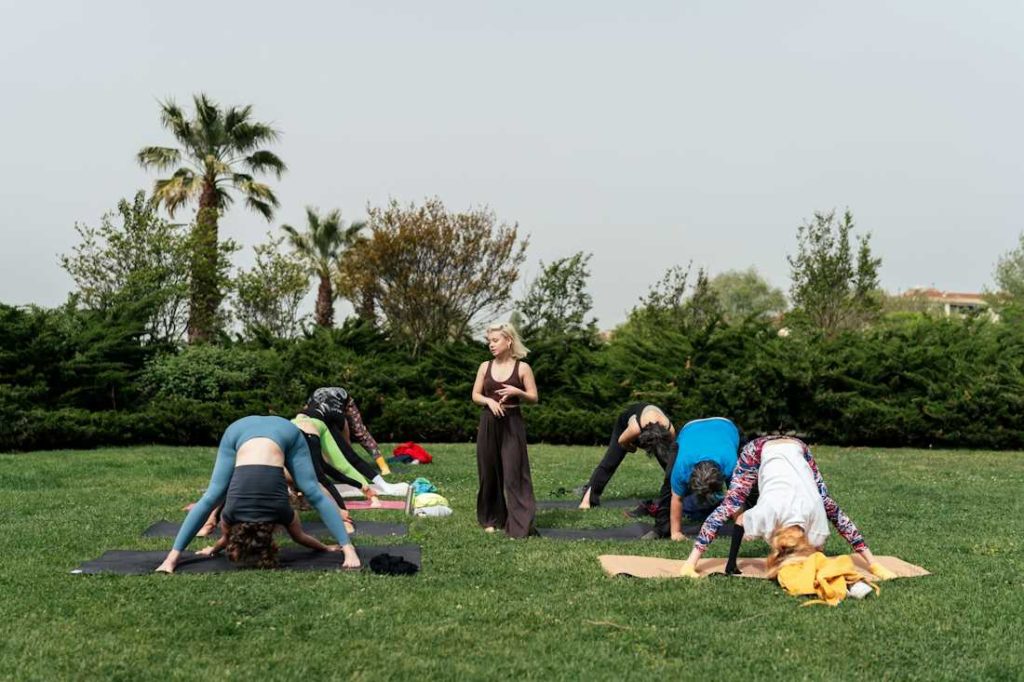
[
  {"x1": 766, "y1": 525, "x2": 817, "y2": 578},
  {"x1": 226, "y1": 522, "x2": 279, "y2": 569},
  {"x1": 636, "y1": 422, "x2": 676, "y2": 462},
  {"x1": 485, "y1": 322, "x2": 530, "y2": 359},
  {"x1": 688, "y1": 461, "x2": 725, "y2": 505}
]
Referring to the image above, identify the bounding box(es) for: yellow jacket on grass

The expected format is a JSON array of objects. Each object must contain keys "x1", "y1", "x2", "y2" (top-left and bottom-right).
[{"x1": 775, "y1": 552, "x2": 879, "y2": 606}]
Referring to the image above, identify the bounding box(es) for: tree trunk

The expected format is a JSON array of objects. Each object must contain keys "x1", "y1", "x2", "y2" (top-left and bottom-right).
[
  {"x1": 315, "y1": 275, "x2": 334, "y2": 328},
  {"x1": 187, "y1": 182, "x2": 221, "y2": 343},
  {"x1": 357, "y1": 284, "x2": 377, "y2": 324}
]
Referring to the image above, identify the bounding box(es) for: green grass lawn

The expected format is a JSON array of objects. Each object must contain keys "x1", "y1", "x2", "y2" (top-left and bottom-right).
[{"x1": 1, "y1": 442, "x2": 1022, "y2": 681}]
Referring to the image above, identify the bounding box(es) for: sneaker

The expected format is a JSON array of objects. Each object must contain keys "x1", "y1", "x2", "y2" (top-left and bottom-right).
[
  {"x1": 371, "y1": 480, "x2": 410, "y2": 497},
  {"x1": 623, "y1": 500, "x2": 657, "y2": 520},
  {"x1": 848, "y1": 581, "x2": 873, "y2": 599}
]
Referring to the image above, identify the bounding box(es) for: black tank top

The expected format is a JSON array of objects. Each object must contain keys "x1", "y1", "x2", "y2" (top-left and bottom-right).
[
  {"x1": 621, "y1": 403, "x2": 667, "y2": 428},
  {"x1": 221, "y1": 465, "x2": 294, "y2": 525},
  {"x1": 482, "y1": 360, "x2": 524, "y2": 407}
]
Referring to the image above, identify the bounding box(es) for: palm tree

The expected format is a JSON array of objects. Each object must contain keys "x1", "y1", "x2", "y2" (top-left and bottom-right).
[
  {"x1": 283, "y1": 207, "x2": 366, "y2": 328},
  {"x1": 138, "y1": 93, "x2": 286, "y2": 342}
]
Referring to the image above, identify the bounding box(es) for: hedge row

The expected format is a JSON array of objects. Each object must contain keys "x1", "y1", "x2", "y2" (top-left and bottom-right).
[{"x1": 4, "y1": 304, "x2": 1024, "y2": 451}]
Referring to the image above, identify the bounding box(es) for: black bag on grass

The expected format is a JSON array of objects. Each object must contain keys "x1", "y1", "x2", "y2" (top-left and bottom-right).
[{"x1": 369, "y1": 553, "x2": 419, "y2": 576}]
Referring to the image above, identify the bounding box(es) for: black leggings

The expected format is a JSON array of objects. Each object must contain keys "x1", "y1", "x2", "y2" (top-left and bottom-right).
[
  {"x1": 650, "y1": 445, "x2": 679, "y2": 536},
  {"x1": 585, "y1": 409, "x2": 650, "y2": 505},
  {"x1": 301, "y1": 433, "x2": 359, "y2": 510},
  {"x1": 325, "y1": 420, "x2": 380, "y2": 481},
  {"x1": 585, "y1": 403, "x2": 671, "y2": 503}
]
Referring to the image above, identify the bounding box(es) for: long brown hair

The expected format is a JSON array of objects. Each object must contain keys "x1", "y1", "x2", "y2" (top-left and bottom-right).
[
  {"x1": 637, "y1": 422, "x2": 676, "y2": 463},
  {"x1": 689, "y1": 460, "x2": 725, "y2": 505},
  {"x1": 766, "y1": 525, "x2": 817, "y2": 578},
  {"x1": 226, "y1": 522, "x2": 279, "y2": 569}
]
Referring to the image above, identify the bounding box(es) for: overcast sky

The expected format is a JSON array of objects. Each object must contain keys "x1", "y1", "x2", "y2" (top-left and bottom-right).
[{"x1": 1, "y1": 1, "x2": 1021, "y2": 327}]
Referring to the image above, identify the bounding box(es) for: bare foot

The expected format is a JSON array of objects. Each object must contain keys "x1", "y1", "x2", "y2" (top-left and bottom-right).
[
  {"x1": 578, "y1": 487, "x2": 592, "y2": 510},
  {"x1": 484, "y1": 526, "x2": 496, "y2": 533},
  {"x1": 341, "y1": 545, "x2": 361, "y2": 569}
]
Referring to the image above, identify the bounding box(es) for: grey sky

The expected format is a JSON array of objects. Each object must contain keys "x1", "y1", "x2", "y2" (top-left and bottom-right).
[{"x1": 2, "y1": 1, "x2": 1021, "y2": 327}]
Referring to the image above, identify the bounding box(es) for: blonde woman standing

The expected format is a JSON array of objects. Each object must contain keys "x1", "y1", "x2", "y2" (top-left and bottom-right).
[{"x1": 471, "y1": 322, "x2": 539, "y2": 538}]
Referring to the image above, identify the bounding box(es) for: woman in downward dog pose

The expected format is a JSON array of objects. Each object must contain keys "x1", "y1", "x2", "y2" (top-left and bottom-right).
[
  {"x1": 472, "y1": 322, "x2": 539, "y2": 538},
  {"x1": 302, "y1": 386, "x2": 399, "y2": 479},
  {"x1": 676, "y1": 435, "x2": 896, "y2": 581},
  {"x1": 155, "y1": 415, "x2": 359, "y2": 573},
  {"x1": 578, "y1": 404, "x2": 676, "y2": 509}
]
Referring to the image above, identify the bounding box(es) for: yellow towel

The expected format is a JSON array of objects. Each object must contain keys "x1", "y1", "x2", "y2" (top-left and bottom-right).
[
  {"x1": 412, "y1": 492, "x2": 450, "y2": 509},
  {"x1": 775, "y1": 552, "x2": 879, "y2": 607}
]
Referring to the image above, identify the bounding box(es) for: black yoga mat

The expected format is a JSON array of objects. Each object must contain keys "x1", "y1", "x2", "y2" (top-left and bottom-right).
[
  {"x1": 71, "y1": 545, "x2": 421, "y2": 575},
  {"x1": 141, "y1": 519, "x2": 408, "y2": 539},
  {"x1": 536, "y1": 522, "x2": 732, "y2": 541},
  {"x1": 536, "y1": 498, "x2": 644, "y2": 510}
]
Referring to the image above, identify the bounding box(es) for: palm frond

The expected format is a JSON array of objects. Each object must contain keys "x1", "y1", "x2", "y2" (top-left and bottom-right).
[
  {"x1": 235, "y1": 179, "x2": 278, "y2": 205},
  {"x1": 246, "y1": 197, "x2": 275, "y2": 221},
  {"x1": 244, "y1": 150, "x2": 286, "y2": 179},
  {"x1": 193, "y1": 93, "x2": 221, "y2": 131},
  {"x1": 158, "y1": 99, "x2": 190, "y2": 140},
  {"x1": 193, "y1": 93, "x2": 226, "y2": 155},
  {"x1": 136, "y1": 146, "x2": 182, "y2": 171},
  {"x1": 304, "y1": 206, "x2": 321, "y2": 233},
  {"x1": 205, "y1": 156, "x2": 232, "y2": 178},
  {"x1": 282, "y1": 224, "x2": 313, "y2": 255},
  {"x1": 223, "y1": 104, "x2": 253, "y2": 135},
  {"x1": 152, "y1": 170, "x2": 200, "y2": 217},
  {"x1": 342, "y1": 220, "x2": 368, "y2": 246},
  {"x1": 231, "y1": 122, "x2": 281, "y2": 154},
  {"x1": 231, "y1": 172, "x2": 254, "y2": 187}
]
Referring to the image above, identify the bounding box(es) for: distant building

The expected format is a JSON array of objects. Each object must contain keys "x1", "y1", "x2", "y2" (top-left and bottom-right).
[{"x1": 902, "y1": 288, "x2": 996, "y2": 319}]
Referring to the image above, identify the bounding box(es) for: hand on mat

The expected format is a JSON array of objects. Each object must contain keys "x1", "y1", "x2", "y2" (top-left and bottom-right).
[
  {"x1": 324, "y1": 544, "x2": 342, "y2": 553},
  {"x1": 679, "y1": 563, "x2": 701, "y2": 579},
  {"x1": 670, "y1": 531, "x2": 687, "y2": 542},
  {"x1": 195, "y1": 546, "x2": 217, "y2": 558},
  {"x1": 341, "y1": 545, "x2": 361, "y2": 569},
  {"x1": 870, "y1": 562, "x2": 898, "y2": 581}
]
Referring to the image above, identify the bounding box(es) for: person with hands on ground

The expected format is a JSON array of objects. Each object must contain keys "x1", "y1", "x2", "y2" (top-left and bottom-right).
[
  {"x1": 676, "y1": 435, "x2": 896, "y2": 581},
  {"x1": 666, "y1": 417, "x2": 741, "y2": 541},
  {"x1": 193, "y1": 500, "x2": 348, "y2": 567},
  {"x1": 155, "y1": 415, "x2": 359, "y2": 573},
  {"x1": 579, "y1": 404, "x2": 677, "y2": 509}
]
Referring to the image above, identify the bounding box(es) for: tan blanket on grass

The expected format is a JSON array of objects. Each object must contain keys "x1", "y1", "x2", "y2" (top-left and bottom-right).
[{"x1": 598, "y1": 553, "x2": 930, "y2": 580}]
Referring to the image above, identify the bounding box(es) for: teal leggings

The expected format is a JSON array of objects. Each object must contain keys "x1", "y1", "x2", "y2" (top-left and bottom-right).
[{"x1": 172, "y1": 415, "x2": 350, "y2": 551}]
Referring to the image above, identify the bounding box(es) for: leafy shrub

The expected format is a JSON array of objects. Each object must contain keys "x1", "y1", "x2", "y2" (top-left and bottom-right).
[{"x1": 6, "y1": 303, "x2": 1024, "y2": 451}]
